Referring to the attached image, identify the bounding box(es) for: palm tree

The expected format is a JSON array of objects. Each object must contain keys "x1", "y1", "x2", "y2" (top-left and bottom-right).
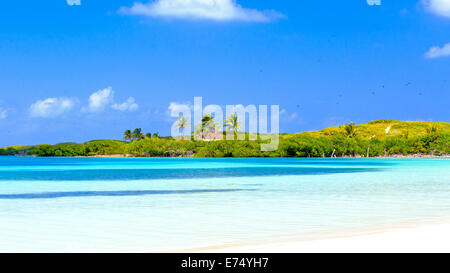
[
  {"x1": 132, "y1": 128, "x2": 144, "y2": 141},
  {"x1": 204, "y1": 119, "x2": 218, "y2": 135},
  {"x1": 201, "y1": 114, "x2": 213, "y2": 127},
  {"x1": 403, "y1": 130, "x2": 409, "y2": 139},
  {"x1": 426, "y1": 125, "x2": 438, "y2": 134},
  {"x1": 195, "y1": 114, "x2": 218, "y2": 139},
  {"x1": 194, "y1": 123, "x2": 204, "y2": 139},
  {"x1": 344, "y1": 122, "x2": 357, "y2": 138},
  {"x1": 427, "y1": 125, "x2": 439, "y2": 141},
  {"x1": 204, "y1": 115, "x2": 220, "y2": 137},
  {"x1": 224, "y1": 113, "x2": 241, "y2": 137},
  {"x1": 176, "y1": 116, "x2": 191, "y2": 136},
  {"x1": 123, "y1": 130, "x2": 132, "y2": 142}
]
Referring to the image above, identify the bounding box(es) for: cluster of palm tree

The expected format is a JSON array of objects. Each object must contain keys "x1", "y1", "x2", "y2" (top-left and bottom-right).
[
  {"x1": 195, "y1": 114, "x2": 220, "y2": 139},
  {"x1": 123, "y1": 113, "x2": 244, "y2": 142},
  {"x1": 175, "y1": 113, "x2": 242, "y2": 140},
  {"x1": 123, "y1": 128, "x2": 153, "y2": 142}
]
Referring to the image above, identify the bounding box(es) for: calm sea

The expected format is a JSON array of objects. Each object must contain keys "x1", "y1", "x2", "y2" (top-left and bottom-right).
[{"x1": 0, "y1": 157, "x2": 449, "y2": 252}]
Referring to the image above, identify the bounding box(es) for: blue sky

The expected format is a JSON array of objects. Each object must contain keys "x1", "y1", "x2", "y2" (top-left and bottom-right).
[{"x1": 0, "y1": 0, "x2": 449, "y2": 146}]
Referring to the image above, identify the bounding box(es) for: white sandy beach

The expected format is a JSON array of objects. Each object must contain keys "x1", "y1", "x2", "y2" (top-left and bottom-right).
[{"x1": 192, "y1": 221, "x2": 450, "y2": 253}]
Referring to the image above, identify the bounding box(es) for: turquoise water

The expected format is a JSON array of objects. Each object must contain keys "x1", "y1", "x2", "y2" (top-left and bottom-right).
[{"x1": 0, "y1": 157, "x2": 449, "y2": 252}]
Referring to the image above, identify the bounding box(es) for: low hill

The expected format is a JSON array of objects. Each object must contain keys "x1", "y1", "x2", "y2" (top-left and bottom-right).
[
  {"x1": 1, "y1": 120, "x2": 449, "y2": 158},
  {"x1": 284, "y1": 119, "x2": 450, "y2": 139}
]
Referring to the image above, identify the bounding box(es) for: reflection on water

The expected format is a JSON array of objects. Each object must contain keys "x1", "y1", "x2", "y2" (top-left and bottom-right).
[{"x1": 0, "y1": 188, "x2": 256, "y2": 199}]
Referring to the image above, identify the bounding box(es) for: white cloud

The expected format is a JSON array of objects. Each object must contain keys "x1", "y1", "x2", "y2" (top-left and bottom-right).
[
  {"x1": 120, "y1": 0, "x2": 283, "y2": 22},
  {"x1": 67, "y1": 0, "x2": 81, "y2": 6},
  {"x1": 168, "y1": 102, "x2": 192, "y2": 112},
  {"x1": 0, "y1": 108, "x2": 7, "y2": 120},
  {"x1": 84, "y1": 87, "x2": 140, "y2": 113},
  {"x1": 112, "y1": 97, "x2": 139, "y2": 112},
  {"x1": 30, "y1": 97, "x2": 77, "y2": 118},
  {"x1": 28, "y1": 87, "x2": 139, "y2": 118},
  {"x1": 84, "y1": 87, "x2": 115, "y2": 113},
  {"x1": 167, "y1": 102, "x2": 193, "y2": 122},
  {"x1": 422, "y1": 0, "x2": 450, "y2": 17},
  {"x1": 425, "y1": 42, "x2": 450, "y2": 59}
]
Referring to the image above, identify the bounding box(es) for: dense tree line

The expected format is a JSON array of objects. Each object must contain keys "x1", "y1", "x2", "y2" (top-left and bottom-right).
[{"x1": 3, "y1": 131, "x2": 449, "y2": 158}]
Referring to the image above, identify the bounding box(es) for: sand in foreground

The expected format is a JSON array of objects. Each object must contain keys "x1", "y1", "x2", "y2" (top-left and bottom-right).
[{"x1": 192, "y1": 221, "x2": 450, "y2": 253}]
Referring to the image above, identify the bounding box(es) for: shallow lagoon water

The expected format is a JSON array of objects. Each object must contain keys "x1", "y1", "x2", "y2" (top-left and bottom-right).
[{"x1": 0, "y1": 157, "x2": 449, "y2": 252}]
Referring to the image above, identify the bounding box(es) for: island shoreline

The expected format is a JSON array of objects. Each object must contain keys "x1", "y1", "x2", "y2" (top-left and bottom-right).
[{"x1": 51, "y1": 154, "x2": 450, "y2": 159}]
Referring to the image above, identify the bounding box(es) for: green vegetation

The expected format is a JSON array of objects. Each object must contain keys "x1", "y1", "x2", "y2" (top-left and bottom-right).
[{"x1": 1, "y1": 120, "x2": 449, "y2": 158}]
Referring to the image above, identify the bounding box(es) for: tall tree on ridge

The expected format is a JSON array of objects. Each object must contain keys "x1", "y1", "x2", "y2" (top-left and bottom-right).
[
  {"x1": 225, "y1": 113, "x2": 241, "y2": 138},
  {"x1": 132, "y1": 128, "x2": 144, "y2": 141},
  {"x1": 123, "y1": 130, "x2": 132, "y2": 142},
  {"x1": 176, "y1": 116, "x2": 191, "y2": 137}
]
